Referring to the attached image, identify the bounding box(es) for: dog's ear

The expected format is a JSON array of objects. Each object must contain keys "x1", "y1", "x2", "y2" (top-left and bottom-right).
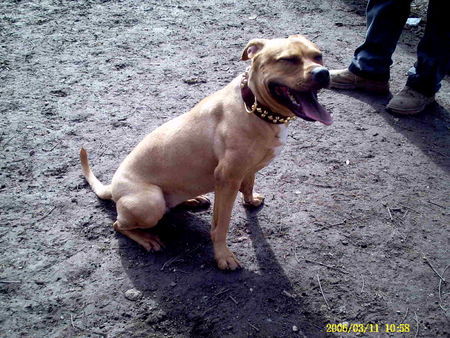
[
  {"x1": 288, "y1": 34, "x2": 307, "y2": 40},
  {"x1": 241, "y1": 39, "x2": 267, "y2": 61}
]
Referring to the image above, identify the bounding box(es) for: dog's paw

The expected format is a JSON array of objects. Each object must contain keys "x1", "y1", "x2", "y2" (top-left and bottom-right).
[
  {"x1": 114, "y1": 222, "x2": 164, "y2": 252},
  {"x1": 214, "y1": 246, "x2": 241, "y2": 270},
  {"x1": 180, "y1": 195, "x2": 211, "y2": 210},
  {"x1": 243, "y1": 193, "x2": 265, "y2": 208},
  {"x1": 138, "y1": 232, "x2": 164, "y2": 252}
]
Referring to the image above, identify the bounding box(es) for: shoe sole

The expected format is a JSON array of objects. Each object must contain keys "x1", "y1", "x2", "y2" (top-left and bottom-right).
[
  {"x1": 387, "y1": 105, "x2": 425, "y2": 115},
  {"x1": 330, "y1": 81, "x2": 389, "y2": 94},
  {"x1": 387, "y1": 101, "x2": 434, "y2": 115}
]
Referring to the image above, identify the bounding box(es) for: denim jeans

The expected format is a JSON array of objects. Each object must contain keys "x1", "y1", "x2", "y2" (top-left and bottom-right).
[{"x1": 348, "y1": 0, "x2": 449, "y2": 96}]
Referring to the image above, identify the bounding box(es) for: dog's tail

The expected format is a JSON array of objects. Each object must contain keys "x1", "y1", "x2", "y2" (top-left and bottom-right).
[{"x1": 79, "y1": 148, "x2": 113, "y2": 200}]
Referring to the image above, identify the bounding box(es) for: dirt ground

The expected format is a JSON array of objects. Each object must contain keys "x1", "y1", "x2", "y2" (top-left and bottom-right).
[{"x1": 1, "y1": 0, "x2": 449, "y2": 337}]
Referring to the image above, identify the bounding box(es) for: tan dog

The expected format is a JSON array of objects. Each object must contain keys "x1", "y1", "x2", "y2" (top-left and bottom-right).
[{"x1": 80, "y1": 35, "x2": 332, "y2": 270}]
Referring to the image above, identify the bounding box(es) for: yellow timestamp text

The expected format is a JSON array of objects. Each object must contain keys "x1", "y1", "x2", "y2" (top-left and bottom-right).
[{"x1": 325, "y1": 323, "x2": 411, "y2": 334}]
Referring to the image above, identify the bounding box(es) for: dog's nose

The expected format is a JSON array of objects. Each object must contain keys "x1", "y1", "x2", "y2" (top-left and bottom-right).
[{"x1": 311, "y1": 67, "x2": 330, "y2": 88}]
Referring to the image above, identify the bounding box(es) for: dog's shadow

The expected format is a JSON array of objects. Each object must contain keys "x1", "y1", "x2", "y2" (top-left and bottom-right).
[{"x1": 115, "y1": 204, "x2": 330, "y2": 337}]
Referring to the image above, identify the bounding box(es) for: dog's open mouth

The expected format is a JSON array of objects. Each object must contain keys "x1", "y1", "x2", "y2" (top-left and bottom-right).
[{"x1": 270, "y1": 84, "x2": 332, "y2": 125}]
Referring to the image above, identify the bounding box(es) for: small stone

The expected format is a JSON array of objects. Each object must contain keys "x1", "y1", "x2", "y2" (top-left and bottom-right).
[
  {"x1": 124, "y1": 288, "x2": 142, "y2": 301},
  {"x1": 170, "y1": 282, "x2": 177, "y2": 287},
  {"x1": 292, "y1": 325, "x2": 298, "y2": 332}
]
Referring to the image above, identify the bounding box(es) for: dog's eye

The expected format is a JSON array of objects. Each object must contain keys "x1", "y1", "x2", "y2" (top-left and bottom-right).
[
  {"x1": 314, "y1": 54, "x2": 323, "y2": 63},
  {"x1": 278, "y1": 56, "x2": 299, "y2": 64}
]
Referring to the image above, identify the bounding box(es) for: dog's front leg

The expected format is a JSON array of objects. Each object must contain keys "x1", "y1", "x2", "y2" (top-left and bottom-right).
[
  {"x1": 240, "y1": 172, "x2": 265, "y2": 208},
  {"x1": 211, "y1": 163, "x2": 243, "y2": 270}
]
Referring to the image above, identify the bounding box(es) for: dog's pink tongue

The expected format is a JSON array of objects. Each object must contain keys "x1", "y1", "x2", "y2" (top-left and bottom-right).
[{"x1": 297, "y1": 92, "x2": 333, "y2": 125}]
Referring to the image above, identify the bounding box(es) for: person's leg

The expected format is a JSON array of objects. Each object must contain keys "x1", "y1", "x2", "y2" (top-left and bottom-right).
[
  {"x1": 330, "y1": 0, "x2": 412, "y2": 92},
  {"x1": 406, "y1": 0, "x2": 449, "y2": 96},
  {"x1": 387, "y1": 0, "x2": 449, "y2": 114},
  {"x1": 349, "y1": 0, "x2": 413, "y2": 81}
]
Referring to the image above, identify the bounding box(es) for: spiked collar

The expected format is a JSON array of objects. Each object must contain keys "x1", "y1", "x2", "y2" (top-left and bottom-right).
[{"x1": 240, "y1": 69, "x2": 296, "y2": 125}]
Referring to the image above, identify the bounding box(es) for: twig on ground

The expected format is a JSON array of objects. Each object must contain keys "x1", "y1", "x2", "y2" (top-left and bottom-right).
[
  {"x1": 314, "y1": 219, "x2": 347, "y2": 232},
  {"x1": 293, "y1": 249, "x2": 349, "y2": 274},
  {"x1": 399, "y1": 204, "x2": 422, "y2": 215},
  {"x1": 439, "y1": 265, "x2": 449, "y2": 314},
  {"x1": 414, "y1": 311, "x2": 419, "y2": 338},
  {"x1": 160, "y1": 257, "x2": 183, "y2": 271},
  {"x1": 360, "y1": 274, "x2": 365, "y2": 293},
  {"x1": 228, "y1": 295, "x2": 238, "y2": 305},
  {"x1": 330, "y1": 219, "x2": 347, "y2": 227},
  {"x1": 309, "y1": 183, "x2": 335, "y2": 189},
  {"x1": 202, "y1": 305, "x2": 216, "y2": 317},
  {"x1": 317, "y1": 274, "x2": 331, "y2": 310},
  {"x1": 282, "y1": 290, "x2": 295, "y2": 299},
  {"x1": 401, "y1": 307, "x2": 409, "y2": 323},
  {"x1": 386, "y1": 206, "x2": 393, "y2": 221},
  {"x1": 248, "y1": 321, "x2": 260, "y2": 332},
  {"x1": 42, "y1": 143, "x2": 58, "y2": 152},
  {"x1": 214, "y1": 288, "x2": 230, "y2": 297},
  {"x1": 402, "y1": 210, "x2": 409, "y2": 219},
  {"x1": 422, "y1": 254, "x2": 446, "y2": 282},
  {"x1": 429, "y1": 149, "x2": 449, "y2": 158},
  {"x1": 174, "y1": 268, "x2": 189, "y2": 273},
  {"x1": 33, "y1": 206, "x2": 57, "y2": 225},
  {"x1": 161, "y1": 245, "x2": 199, "y2": 271},
  {"x1": 70, "y1": 314, "x2": 83, "y2": 331},
  {"x1": 1, "y1": 136, "x2": 16, "y2": 149},
  {"x1": 304, "y1": 258, "x2": 349, "y2": 275},
  {"x1": 428, "y1": 200, "x2": 445, "y2": 209},
  {"x1": 293, "y1": 249, "x2": 301, "y2": 263}
]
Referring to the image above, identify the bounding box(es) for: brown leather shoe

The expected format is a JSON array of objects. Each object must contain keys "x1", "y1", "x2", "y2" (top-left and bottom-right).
[
  {"x1": 387, "y1": 86, "x2": 435, "y2": 115},
  {"x1": 330, "y1": 68, "x2": 389, "y2": 93}
]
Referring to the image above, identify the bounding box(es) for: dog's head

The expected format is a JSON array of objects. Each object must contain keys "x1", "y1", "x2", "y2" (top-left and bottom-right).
[{"x1": 242, "y1": 35, "x2": 332, "y2": 125}]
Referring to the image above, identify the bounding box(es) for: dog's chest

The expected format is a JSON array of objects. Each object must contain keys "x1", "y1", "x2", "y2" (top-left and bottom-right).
[
  {"x1": 273, "y1": 124, "x2": 288, "y2": 157},
  {"x1": 256, "y1": 124, "x2": 288, "y2": 170}
]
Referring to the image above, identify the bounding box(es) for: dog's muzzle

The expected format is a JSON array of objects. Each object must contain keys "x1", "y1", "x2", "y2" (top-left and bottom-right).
[{"x1": 311, "y1": 67, "x2": 330, "y2": 88}]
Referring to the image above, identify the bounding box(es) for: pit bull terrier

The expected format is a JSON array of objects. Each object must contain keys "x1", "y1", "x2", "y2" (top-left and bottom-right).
[{"x1": 80, "y1": 35, "x2": 332, "y2": 270}]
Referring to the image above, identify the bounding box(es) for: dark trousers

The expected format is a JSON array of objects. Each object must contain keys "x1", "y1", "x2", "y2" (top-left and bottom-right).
[{"x1": 348, "y1": 0, "x2": 449, "y2": 96}]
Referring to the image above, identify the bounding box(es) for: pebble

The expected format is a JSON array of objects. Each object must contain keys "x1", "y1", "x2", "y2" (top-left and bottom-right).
[
  {"x1": 292, "y1": 325, "x2": 298, "y2": 332},
  {"x1": 124, "y1": 288, "x2": 142, "y2": 301}
]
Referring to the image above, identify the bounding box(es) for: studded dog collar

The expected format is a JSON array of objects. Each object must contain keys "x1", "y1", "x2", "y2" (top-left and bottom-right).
[{"x1": 240, "y1": 69, "x2": 296, "y2": 125}]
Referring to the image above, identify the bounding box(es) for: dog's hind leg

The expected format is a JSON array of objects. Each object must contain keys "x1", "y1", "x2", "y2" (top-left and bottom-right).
[
  {"x1": 179, "y1": 195, "x2": 211, "y2": 209},
  {"x1": 114, "y1": 222, "x2": 164, "y2": 251},
  {"x1": 113, "y1": 185, "x2": 166, "y2": 251}
]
